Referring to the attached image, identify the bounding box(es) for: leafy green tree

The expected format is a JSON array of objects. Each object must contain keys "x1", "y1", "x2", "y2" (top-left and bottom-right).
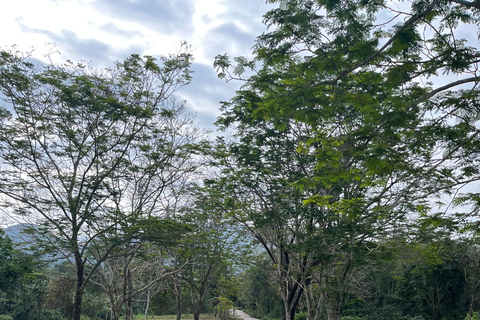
[
  {"x1": 208, "y1": 125, "x2": 332, "y2": 320},
  {"x1": 181, "y1": 215, "x2": 230, "y2": 320},
  {"x1": 167, "y1": 188, "x2": 245, "y2": 320},
  {"x1": 0, "y1": 229, "x2": 19, "y2": 293},
  {"x1": 215, "y1": 297, "x2": 235, "y2": 320},
  {"x1": 463, "y1": 240, "x2": 480, "y2": 320},
  {"x1": 0, "y1": 45, "x2": 192, "y2": 320},
  {"x1": 340, "y1": 226, "x2": 476, "y2": 320},
  {"x1": 86, "y1": 98, "x2": 203, "y2": 320},
  {"x1": 0, "y1": 228, "x2": 49, "y2": 320},
  {"x1": 44, "y1": 272, "x2": 75, "y2": 318},
  {"x1": 213, "y1": 0, "x2": 480, "y2": 319},
  {"x1": 209, "y1": 90, "x2": 412, "y2": 320},
  {"x1": 238, "y1": 254, "x2": 283, "y2": 319}
]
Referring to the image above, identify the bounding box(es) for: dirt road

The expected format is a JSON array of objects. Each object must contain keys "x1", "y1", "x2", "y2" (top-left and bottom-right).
[{"x1": 235, "y1": 310, "x2": 260, "y2": 320}]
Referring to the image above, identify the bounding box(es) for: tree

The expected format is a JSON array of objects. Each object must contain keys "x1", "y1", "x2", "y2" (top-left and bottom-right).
[
  {"x1": 238, "y1": 254, "x2": 283, "y2": 319},
  {"x1": 44, "y1": 261, "x2": 77, "y2": 319},
  {"x1": 213, "y1": 0, "x2": 480, "y2": 319},
  {"x1": 87, "y1": 97, "x2": 203, "y2": 320},
  {"x1": 91, "y1": 220, "x2": 191, "y2": 320},
  {"x1": 463, "y1": 240, "x2": 480, "y2": 320},
  {"x1": 0, "y1": 228, "x2": 48, "y2": 320},
  {"x1": 182, "y1": 214, "x2": 229, "y2": 320},
  {"x1": 0, "y1": 228, "x2": 19, "y2": 293},
  {"x1": 210, "y1": 118, "x2": 371, "y2": 320},
  {"x1": 167, "y1": 188, "x2": 243, "y2": 320},
  {"x1": 0, "y1": 45, "x2": 193, "y2": 320}
]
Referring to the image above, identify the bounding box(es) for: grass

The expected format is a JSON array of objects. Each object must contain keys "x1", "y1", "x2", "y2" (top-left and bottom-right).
[{"x1": 129, "y1": 314, "x2": 218, "y2": 320}]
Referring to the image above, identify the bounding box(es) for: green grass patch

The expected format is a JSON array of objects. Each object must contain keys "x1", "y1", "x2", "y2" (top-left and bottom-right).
[{"x1": 129, "y1": 314, "x2": 218, "y2": 320}]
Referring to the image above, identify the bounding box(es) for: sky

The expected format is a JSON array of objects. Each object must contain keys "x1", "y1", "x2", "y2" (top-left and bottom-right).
[
  {"x1": 0, "y1": 0, "x2": 276, "y2": 129},
  {"x1": 0, "y1": 1, "x2": 479, "y2": 227},
  {"x1": 2, "y1": 0, "x2": 479, "y2": 130}
]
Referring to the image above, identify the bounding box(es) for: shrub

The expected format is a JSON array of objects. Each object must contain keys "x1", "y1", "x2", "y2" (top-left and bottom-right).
[
  {"x1": 295, "y1": 312, "x2": 307, "y2": 320},
  {"x1": 464, "y1": 312, "x2": 480, "y2": 320}
]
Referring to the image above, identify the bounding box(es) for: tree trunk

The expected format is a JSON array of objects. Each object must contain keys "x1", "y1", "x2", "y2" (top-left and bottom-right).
[
  {"x1": 325, "y1": 307, "x2": 340, "y2": 320},
  {"x1": 280, "y1": 275, "x2": 303, "y2": 320},
  {"x1": 283, "y1": 306, "x2": 292, "y2": 320},
  {"x1": 144, "y1": 289, "x2": 151, "y2": 320},
  {"x1": 323, "y1": 294, "x2": 341, "y2": 320},
  {"x1": 170, "y1": 255, "x2": 183, "y2": 320},
  {"x1": 175, "y1": 278, "x2": 183, "y2": 320},
  {"x1": 192, "y1": 280, "x2": 205, "y2": 320},
  {"x1": 176, "y1": 297, "x2": 183, "y2": 320},
  {"x1": 190, "y1": 265, "x2": 212, "y2": 320},
  {"x1": 282, "y1": 288, "x2": 302, "y2": 320},
  {"x1": 125, "y1": 268, "x2": 134, "y2": 320},
  {"x1": 468, "y1": 297, "x2": 474, "y2": 320},
  {"x1": 73, "y1": 256, "x2": 84, "y2": 320},
  {"x1": 109, "y1": 297, "x2": 120, "y2": 320},
  {"x1": 305, "y1": 280, "x2": 322, "y2": 320},
  {"x1": 290, "y1": 286, "x2": 302, "y2": 320}
]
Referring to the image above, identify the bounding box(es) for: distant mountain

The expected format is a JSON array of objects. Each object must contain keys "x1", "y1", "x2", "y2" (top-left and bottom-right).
[
  {"x1": 3, "y1": 223, "x2": 67, "y2": 264},
  {"x1": 3, "y1": 223, "x2": 35, "y2": 245}
]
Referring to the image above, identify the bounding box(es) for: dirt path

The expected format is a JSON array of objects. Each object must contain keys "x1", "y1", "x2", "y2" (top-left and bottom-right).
[{"x1": 235, "y1": 310, "x2": 260, "y2": 320}]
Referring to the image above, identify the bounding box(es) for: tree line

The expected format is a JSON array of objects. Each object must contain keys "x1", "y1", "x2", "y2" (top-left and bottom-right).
[{"x1": 0, "y1": 0, "x2": 480, "y2": 319}]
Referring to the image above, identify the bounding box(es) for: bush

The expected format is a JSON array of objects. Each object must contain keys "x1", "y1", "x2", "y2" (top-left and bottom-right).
[
  {"x1": 0, "y1": 315, "x2": 13, "y2": 320},
  {"x1": 464, "y1": 312, "x2": 480, "y2": 320},
  {"x1": 295, "y1": 312, "x2": 307, "y2": 320},
  {"x1": 40, "y1": 310, "x2": 64, "y2": 320},
  {"x1": 215, "y1": 297, "x2": 235, "y2": 320}
]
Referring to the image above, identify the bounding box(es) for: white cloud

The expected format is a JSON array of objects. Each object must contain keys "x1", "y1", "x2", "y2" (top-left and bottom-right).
[{"x1": 0, "y1": 0, "x2": 273, "y2": 128}]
